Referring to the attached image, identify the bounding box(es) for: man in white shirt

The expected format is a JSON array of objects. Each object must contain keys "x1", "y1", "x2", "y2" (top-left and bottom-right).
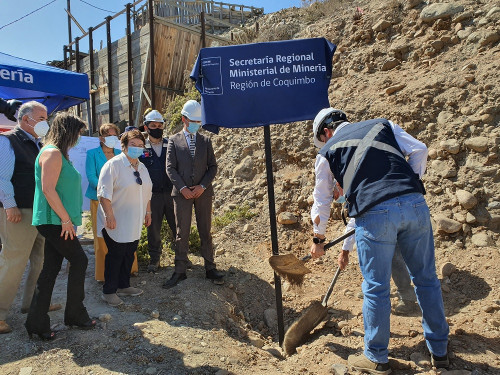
[{"x1": 309, "y1": 108, "x2": 449, "y2": 374}]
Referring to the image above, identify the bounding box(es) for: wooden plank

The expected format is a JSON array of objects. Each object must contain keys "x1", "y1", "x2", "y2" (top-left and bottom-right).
[
  {"x1": 155, "y1": 15, "x2": 231, "y2": 44},
  {"x1": 156, "y1": 24, "x2": 178, "y2": 101}
]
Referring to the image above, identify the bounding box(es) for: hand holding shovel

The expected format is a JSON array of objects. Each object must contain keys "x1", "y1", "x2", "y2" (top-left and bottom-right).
[{"x1": 268, "y1": 229, "x2": 355, "y2": 285}]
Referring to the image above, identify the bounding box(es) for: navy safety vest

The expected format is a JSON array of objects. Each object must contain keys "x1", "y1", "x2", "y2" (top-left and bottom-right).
[
  {"x1": 0, "y1": 128, "x2": 39, "y2": 208},
  {"x1": 139, "y1": 138, "x2": 173, "y2": 193},
  {"x1": 319, "y1": 118, "x2": 425, "y2": 217}
]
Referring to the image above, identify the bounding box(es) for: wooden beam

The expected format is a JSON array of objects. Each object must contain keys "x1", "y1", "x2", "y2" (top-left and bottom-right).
[{"x1": 155, "y1": 16, "x2": 232, "y2": 44}]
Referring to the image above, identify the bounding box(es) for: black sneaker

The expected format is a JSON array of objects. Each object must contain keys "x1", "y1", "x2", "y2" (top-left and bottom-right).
[
  {"x1": 162, "y1": 272, "x2": 187, "y2": 289},
  {"x1": 147, "y1": 260, "x2": 160, "y2": 273},
  {"x1": 206, "y1": 269, "x2": 224, "y2": 285},
  {"x1": 431, "y1": 353, "x2": 449, "y2": 369}
]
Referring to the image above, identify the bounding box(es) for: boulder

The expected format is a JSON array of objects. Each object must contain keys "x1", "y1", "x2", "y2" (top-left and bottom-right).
[
  {"x1": 373, "y1": 19, "x2": 391, "y2": 32},
  {"x1": 456, "y1": 190, "x2": 478, "y2": 209},
  {"x1": 277, "y1": 212, "x2": 298, "y2": 225},
  {"x1": 466, "y1": 212, "x2": 476, "y2": 224},
  {"x1": 405, "y1": 0, "x2": 421, "y2": 10},
  {"x1": 467, "y1": 30, "x2": 500, "y2": 46},
  {"x1": 464, "y1": 137, "x2": 489, "y2": 152},
  {"x1": 471, "y1": 233, "x2": 493, "y2": 247},
  {"x1": 437, "y1": 111, "x2": 454, "y2": 125},
  {"x1": 420, "y1": 3, "x2": 464, "y2": 22},
  {"x1": 385, "y1": 84, "x2": 406, "y2": 95},
  {"x1": 440, "y1": 139, "x2": 460, "y2": 154},
  {"x1": 232, "y1": 155, "x2": 256, "y2": 180},
  {"x1": 434, "y1": 215, "x2": 462, "y2": 233},
  {"x1": 431, "y1": 159, "x2": 457, "y2": 178},
  {"x1": 441, "y1": 262, "x2": 456, "y2": 277},
  {"x1": 381, "y1": 58, "x2": 400, "y2": 71}
]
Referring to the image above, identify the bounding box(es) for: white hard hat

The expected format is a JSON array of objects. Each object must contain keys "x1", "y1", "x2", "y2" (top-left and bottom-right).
[
  {"x1": 312, "y1": 108, "x2": 347, "y2": 148},
  {"x1": 144, "y1": 109, "x2": 164, "y2": 124},
  {"x1": 181, "y1": 100, "x2": 202, "y2": 122}
]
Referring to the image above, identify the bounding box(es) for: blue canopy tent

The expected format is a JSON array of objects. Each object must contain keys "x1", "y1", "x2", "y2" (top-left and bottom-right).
[{"x1": 0, "y1": 52, "x2": 89, "y2": 116}]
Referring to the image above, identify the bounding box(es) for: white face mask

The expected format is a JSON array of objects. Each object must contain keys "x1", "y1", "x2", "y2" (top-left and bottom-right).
[
  {"x1": 103, "y1": 135, "x2": 120, "y2": 149},
  {"x1": 27, "y1": 116, "x2": 49, "y2": 137}
]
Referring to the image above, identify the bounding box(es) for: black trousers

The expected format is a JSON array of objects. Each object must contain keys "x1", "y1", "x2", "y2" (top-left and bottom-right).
[
  {"x1": 26, "y1": 225, "x2": 90, "y2": 332},
  {"x1": 102, "y1": 229, "x2": 138, "y2": 294},
  {"x1": 147, "y1": 191, "x2": 176, "y2": 262}
]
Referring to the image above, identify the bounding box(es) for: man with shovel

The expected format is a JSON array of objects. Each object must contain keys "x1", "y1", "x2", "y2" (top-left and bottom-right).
[{"x1": 309, "y1": 108, "x2": 449, "y2": 374}]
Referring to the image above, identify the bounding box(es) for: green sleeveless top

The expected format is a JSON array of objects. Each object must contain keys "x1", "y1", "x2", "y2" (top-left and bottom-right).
[{"x1": 32, "y1": 145, "x2": 83, "y2": 226}]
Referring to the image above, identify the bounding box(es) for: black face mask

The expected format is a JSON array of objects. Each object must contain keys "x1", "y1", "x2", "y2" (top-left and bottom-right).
[{"x1": 148, "y1": 127, "x2": 163, "y2": 139}]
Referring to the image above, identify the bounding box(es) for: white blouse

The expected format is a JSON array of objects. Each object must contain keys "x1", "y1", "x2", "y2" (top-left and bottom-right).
[{"x1": 97, "y1": 153, "x2": 152, "y2": 243}]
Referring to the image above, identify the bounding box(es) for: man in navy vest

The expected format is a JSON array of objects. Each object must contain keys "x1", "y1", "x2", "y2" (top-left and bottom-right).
[
  {"x1": 0, "y1": 101, "x2": 61, "y2": 334},
  {"x1": 309, "y1": 108, "x2": 449, "y2": 374},
  {"x1": 139, "y1": 109, "x2": 176, "y2": 273}
]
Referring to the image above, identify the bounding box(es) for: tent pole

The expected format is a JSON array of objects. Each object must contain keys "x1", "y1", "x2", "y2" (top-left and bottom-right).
[
  {"x1": 86, "y1": 100, "x2": 92, "y2": 136},
  {"x1": 263, "y1": 125, "x2": 285, "y2": 346}
]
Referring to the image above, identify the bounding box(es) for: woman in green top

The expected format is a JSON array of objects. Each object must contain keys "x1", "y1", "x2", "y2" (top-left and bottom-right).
[{"x1": 25, "y1": 113, "x2": 95, "y2": 340}]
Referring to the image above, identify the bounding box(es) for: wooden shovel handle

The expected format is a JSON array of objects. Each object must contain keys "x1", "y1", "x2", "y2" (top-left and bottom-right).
[{"x1": 301, "y1": 228, "x2": 356, "y2": 261}]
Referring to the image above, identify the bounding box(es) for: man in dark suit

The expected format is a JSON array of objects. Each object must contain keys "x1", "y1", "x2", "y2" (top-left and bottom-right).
[
  {"x1": 163, "y1": 100, "x2": 223, "y2": 288},
  {"x1": 139, "y1": 109, "x2": 176, "y2": 273}
]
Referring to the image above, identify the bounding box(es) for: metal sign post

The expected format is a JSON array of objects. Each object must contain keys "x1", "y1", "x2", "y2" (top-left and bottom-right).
[{"x1": 263, "y1": 125, "x2": 285, "y2": 345}]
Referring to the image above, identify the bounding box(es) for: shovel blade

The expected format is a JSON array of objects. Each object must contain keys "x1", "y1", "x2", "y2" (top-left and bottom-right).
[
  {"x1": 269, "y1": 254, "x2": 311, "y2": 285},
  {"x1": 282, "y1": 301, "x2": 329, "y2": 355}
]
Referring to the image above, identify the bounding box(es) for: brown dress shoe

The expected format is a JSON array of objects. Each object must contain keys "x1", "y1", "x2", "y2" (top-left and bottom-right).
[{"x1": 0, "y1": 320, "x2": 12, "y2": 334}]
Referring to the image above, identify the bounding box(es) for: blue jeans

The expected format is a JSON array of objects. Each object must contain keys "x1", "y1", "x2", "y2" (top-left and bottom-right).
[{"x1": 355, "y1": 193, "x2": 449, "y2": 363}]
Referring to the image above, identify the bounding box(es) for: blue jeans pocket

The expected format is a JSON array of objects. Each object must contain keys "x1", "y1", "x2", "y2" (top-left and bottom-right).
[
  {"x1": 358, "y1": 209, "x2": 389, "y2": 241},
  {"x1": 413, "y1": 200, "x2": 431, "y2": 228}
]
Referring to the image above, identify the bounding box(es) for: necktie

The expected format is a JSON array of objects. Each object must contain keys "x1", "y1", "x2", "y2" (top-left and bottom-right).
[{"x1": 189, "y1": 134, "x2": 195, "y2": 158}]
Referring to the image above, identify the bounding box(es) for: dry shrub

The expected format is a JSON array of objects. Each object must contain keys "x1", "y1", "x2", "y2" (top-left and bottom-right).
[{"x1": 255, "y1": 22, "x2": 301, "y2": 42}]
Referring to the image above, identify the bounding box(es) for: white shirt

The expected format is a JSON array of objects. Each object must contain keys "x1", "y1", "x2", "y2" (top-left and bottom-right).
[
  {"x1": 311, "y1": 120, "x2": 428, "y2": 236},
  {"x1": 97, "y1": 153, "x2": 152, "y2": 242},
  {"x1": 183, "y1": 129, "x2": 196, "y2": 148}
]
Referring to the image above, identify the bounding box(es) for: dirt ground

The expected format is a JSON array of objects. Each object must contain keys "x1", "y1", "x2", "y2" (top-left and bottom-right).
[
  {"x1": 1, "y1": 0, "x2": 500, "y2": 374},
  {"x1": 0, "y1": 217, "x2": 498, "y2": 375}
]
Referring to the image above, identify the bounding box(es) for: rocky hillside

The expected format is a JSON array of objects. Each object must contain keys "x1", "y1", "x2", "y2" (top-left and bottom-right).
[{"x1": 215, "y1": 0, "x2": 500, "y2": 247}]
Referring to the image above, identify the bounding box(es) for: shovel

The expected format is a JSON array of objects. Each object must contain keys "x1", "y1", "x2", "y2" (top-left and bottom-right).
[
  {"x1": 269, "y1": 229, "x2": 355, "y2": 285},
  {"x1": 282, "y1": 266, "x2": 342, "y2": 355}
]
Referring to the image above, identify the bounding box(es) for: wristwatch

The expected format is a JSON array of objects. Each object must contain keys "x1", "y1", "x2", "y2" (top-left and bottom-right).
[{"x1": 313, "y1": 237, "x2": 326, "y2": 244}]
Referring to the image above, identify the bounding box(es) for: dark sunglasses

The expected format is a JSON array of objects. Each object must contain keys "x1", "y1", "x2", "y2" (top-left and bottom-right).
[{"x1": 133, "y1": 170, "x2": 142, "y2": 185}]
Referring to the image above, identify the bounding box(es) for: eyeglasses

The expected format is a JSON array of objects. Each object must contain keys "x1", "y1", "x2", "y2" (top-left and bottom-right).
[{"x1": 133, "y1": 170, "x2": 142, "y2": 185}]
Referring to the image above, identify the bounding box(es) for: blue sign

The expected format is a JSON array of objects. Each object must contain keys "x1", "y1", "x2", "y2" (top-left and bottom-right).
[{"x1": 190, "y1": 38, "x2": 336, "y2": 133}]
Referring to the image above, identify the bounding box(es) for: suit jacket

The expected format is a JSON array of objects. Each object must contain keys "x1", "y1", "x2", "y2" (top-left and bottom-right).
[
  {"x1": 166, "y1": 130, "x2": 217, "y2": 197},
  {"x1": 85, "y1": 146, "x2": 121, "y2": 200}
]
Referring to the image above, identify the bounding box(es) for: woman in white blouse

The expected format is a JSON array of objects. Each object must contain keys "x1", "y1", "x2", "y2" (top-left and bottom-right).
[{"x1": 97, "y1": 129, "x2": 153, "y2": 307}]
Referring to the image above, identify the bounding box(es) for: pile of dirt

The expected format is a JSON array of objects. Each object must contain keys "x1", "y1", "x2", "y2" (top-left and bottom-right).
[{"x1": 1, "y1": 1, "x2": 499, "y2": 374}]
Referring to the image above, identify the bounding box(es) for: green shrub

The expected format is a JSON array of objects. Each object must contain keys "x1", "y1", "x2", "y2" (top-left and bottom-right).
[
  {"x1": 136, "y1": 220, "x2": 201, "y2": 264},
  {"x1": 164, "y1": 85, "x2": 201, "y2": 134},
  {"x1": 213, "y1": 204, "x2": 256, "y2": 230}
]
